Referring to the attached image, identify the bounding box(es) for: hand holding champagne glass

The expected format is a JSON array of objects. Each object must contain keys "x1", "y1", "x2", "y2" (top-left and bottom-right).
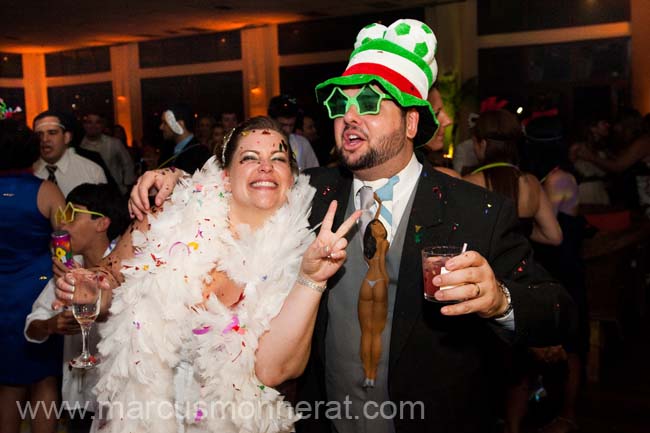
[{"x1": 69, "y1": 269, "x2": 100, "y2": 369}]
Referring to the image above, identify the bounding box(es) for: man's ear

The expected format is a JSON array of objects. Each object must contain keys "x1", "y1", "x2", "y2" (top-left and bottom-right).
[
  {"x1": 96, "y1": 216, "x2": 111, "y2": 234},
  {"x1": 405, "y1": 109, "x2": 419, "y2": 140},
  {"x1": 63, "y1": 131, "x2": 73, "y2": 146}
]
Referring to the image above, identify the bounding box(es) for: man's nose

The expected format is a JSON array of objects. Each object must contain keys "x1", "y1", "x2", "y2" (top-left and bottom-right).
[{"x1": 342, "y1": 103, "x2": 361, "y2": 124}]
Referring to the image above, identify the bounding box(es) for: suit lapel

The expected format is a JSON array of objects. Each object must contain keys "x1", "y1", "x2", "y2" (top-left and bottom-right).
[{"x1": 389, "y1": 159, "x2": 445, "y2": 373}]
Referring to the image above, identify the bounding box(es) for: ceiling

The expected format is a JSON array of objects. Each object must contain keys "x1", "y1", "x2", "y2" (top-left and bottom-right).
[{"x1": 1, "y1": 0, "x2": 449, "y2": 53}]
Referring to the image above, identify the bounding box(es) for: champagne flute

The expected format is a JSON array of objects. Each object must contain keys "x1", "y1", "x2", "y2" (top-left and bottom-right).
[{"x1": 69, "y1": 269, "x2": 101, "y2": 369}]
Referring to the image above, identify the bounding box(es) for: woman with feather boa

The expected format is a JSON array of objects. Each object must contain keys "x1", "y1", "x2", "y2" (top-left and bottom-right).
[{"x1": 55, "y1": 116, "x2": 360, "y2": 433}]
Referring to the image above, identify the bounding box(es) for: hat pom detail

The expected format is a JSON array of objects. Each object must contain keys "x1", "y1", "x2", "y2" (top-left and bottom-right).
[
  {"x1": 385, "y1": 19, "x2": 437, "y2": 69},
  {"x1": 354, "y1": 23, "x2": 388, "y2": 50}
]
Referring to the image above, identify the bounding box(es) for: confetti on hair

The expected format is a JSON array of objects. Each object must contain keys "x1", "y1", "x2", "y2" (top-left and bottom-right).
[
  {"x1": 452, "y1": 223, "x2": 459, "y2": 231},
  {"x1": 414, "y1": 225, "x2": 422, "y2": 233},
  {"x1": 0, "y1": 98, "x2": 22, "y2": 120},
  {"x1": 432, "y1": 186, "x2": 442, "y2": 200},
  {"x1": 240, "y1": 131, "x2": 250, "y2": 136},
  {"x1": 192, "y1": 325, "x2": 212, "y2": 335},
  {"x1": 415, "y1": 233, "x2": 423, "y2": 244},
  {"x1": 194, "y1": 409, "x2": 204, "y2": 422},
  {"x1": 187, "y1": 242, "x2": 199, "y2": 250},
  {"x1": 193, "y1": 184, "x2": 204, "y2": 193}
]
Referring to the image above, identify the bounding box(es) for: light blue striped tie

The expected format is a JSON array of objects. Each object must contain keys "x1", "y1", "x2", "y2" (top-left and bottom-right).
[{"x1": 375, "y1": 175, "x2": 399, "y2": 227}]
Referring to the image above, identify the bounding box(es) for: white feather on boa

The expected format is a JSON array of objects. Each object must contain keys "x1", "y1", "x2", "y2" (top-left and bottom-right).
[{"x1": 94, "y1": 157, "x2": 315, "y2": 432}]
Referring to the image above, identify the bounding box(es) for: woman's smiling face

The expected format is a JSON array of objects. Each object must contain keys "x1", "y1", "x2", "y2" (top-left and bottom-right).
[{"x1": 225, "y1": 128, "x2": 294, "y2": 218}]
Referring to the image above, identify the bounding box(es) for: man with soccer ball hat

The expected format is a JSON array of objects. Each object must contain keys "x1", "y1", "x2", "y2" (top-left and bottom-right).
[
  {"x1": 297, "y1": 18, "x2": 575, "y2": 433},
  {"x1": 127, "y1": 17, "x2": 575, "y2": 433}
]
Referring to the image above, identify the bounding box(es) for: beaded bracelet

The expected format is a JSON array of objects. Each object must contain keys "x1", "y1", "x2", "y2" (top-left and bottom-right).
[{"x1": 296, "y1": 274, "x2": 327, "y2": 293}]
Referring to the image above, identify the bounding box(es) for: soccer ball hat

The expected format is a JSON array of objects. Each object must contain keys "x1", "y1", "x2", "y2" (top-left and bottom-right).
[{"x1": 315, "y1": 19, "x2": 439, "y2": 145}]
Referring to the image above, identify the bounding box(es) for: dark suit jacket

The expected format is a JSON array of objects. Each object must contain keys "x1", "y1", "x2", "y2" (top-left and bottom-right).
[
  {"x1": 296, "y1": 155, "x2": 575, "y2": 433},
  {"x1": 158, "y1": 136, "x2": 212, "y2": 174}
]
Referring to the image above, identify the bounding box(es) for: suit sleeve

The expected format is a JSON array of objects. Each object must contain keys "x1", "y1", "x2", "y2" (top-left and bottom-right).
[{"x1": 487, "y1": 198, "x2": 577, "y2": 347}]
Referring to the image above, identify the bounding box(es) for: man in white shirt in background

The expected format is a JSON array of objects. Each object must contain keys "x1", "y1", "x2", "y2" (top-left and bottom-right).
[
  {"x1": 268, "y1": 94, "x2": 320, "y2": 171},
  {"x1": 32, "y1": 111, "x2": 107, "y2": 196},
  {"x1": 80, "y1": 112, "x2": 135, "y2": 195}
]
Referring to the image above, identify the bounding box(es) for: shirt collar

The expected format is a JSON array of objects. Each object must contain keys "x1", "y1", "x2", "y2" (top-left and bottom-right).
[
  {"x1": 353, "y1": 153, "x2": 422, "y2": 196},
  {"x1": 174, "y1": 134, "x2": 194, "y2": 155},
  {"x1": 35, "y1": 147, "x2": 73, "y2": 174}
]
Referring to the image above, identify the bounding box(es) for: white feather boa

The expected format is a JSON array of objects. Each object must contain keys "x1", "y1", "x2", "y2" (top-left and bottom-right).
[{"x1": 94, "y1": 157, "x2": 315, "y2": 433}]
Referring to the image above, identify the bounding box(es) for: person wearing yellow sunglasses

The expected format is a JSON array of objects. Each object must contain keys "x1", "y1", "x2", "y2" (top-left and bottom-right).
[
  {"x1": 26, "y1": 183, "x2": 129, "y2": 433},
  {"x1": 54, "y1": 117, "x2": 360, "y2": 433}
]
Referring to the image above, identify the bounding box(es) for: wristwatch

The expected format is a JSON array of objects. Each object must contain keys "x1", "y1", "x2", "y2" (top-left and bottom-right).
[{"x1": 493, "y1": 280, "x2": 513, "y2": 319}]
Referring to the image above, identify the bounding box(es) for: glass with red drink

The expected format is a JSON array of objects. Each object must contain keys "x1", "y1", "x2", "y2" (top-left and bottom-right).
[{"x1": 421, "y1": 246, "x2": 463, "y2": 302}]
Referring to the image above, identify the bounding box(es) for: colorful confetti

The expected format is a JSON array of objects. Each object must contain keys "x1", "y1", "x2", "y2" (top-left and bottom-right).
[
  {"x1": 169, "y1": 242, "x2": 190, "y2": 256},
  {"x1": 193, "y1": 325, "x2": 212, "y2": 335},
  {"x1": 151, "y1": 254, "x2": 165, "y2": 265},
  {"x1": 415, "y1": 233, "x2": 423, "y2": 244},
  {"x1": 194, "y1": 408, "x2": 204, "y2": 422},
  {"x1": 452, "y1": 223, "x2": 459, "y2": 231},
  {"x1": 193, "y1": 184, "x2": 204, "y2": 193},
  {"x1": 414, "y1": 225, "x2": 422, "y2": 233},
  {"x1": 432, "y1": 186, "x2": 442, "y2": 200},
  {"x1": 133, "y1": 321, "x2": 141, "y2": 330},
  {"x1": 187, "y1": 242, "x2": 199, "y2": 250},
  {"x1": 322, "y1": 186, "x2": 333, "y2": 196},
  {"x1": 223, "y1": 316, "x2": 240, "y2": 334}
]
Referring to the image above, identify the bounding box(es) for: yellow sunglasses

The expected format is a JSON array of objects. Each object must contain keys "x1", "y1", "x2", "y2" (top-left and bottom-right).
[{"x1": 55, "y1": 202, "x2": 105, "y2": 225}]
